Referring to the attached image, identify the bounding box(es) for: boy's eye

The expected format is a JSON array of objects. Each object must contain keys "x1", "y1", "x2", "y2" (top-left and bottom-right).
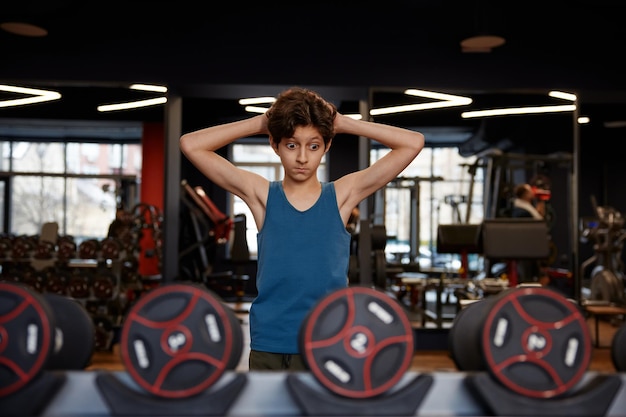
[
  {"x1": 286, "y1": 143, "x2": 297, "y2": 149},
  {"x1": 310, "y1": 143, "x2": 320, "y2": 150}
]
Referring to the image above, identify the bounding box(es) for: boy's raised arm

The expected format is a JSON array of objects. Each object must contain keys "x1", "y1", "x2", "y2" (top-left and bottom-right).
[
  {"x1": 333, "y1": 113, "x2": 425, "y2": 211},
  {"x1": 179, "y1": 115, "x2": 269, "y2": 199}
]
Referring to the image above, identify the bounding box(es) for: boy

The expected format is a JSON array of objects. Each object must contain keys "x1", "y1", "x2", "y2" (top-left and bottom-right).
[{"x1": 180, "y1": 87, "x2": 424, "y2": 370}]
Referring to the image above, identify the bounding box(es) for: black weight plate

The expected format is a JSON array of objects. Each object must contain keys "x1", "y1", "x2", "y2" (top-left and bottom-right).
[
  {"x1": 611, "y1": 323, "x2": 626, "y2": 372},
  {"x1": 43, "y1": 293, "x2": 95, "y2": 370},
  {"x1": 120, "y1": 282, "x2": 243, "y2": 398},
  {"x1": 300, "y1": 286, "x2": 414, "y2": 399},
  {"x1": 0, "y1": 282, "x2": 55, "y2": 397},
  {"x1": 448, "y1": 298, "x2": 495, "y2": 371},
  {"x1": 481, "y1": 286, "x2": 591, "y2": 399},
  {"x1": 222, "y1": 303, "x2": 244, "y2": 371}
]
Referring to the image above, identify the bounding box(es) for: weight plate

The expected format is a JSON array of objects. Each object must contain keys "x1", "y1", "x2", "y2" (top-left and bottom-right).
[
  {"x1": 0, "y1": 282, "x2": 55, "y2": 397},
  {"x1": 100, "y1": 238, "x2": 122, "y2": 260},
  {"x1": 93, "y1": 272, "x2": 115, "y2": 300},
  {"x1": 78, "y1": 239, "x2": 99, "y2": 259},
  {"x1": 448, "y1": 298, "x2": 495, "y2": 371},
  {"x1": 223, "y1": 305, "x2": 244, "y2": 371},
  {"x1": 43, "y1": 293, "x2": 95, "y2": 370},
  {"x1": 68, "y1": 274, "x2": 91, "y2": 298},
  {"x1": 120, "y1": 282, "x2": 243, "y2": 398},
  {"x1": 374, "y1": 251, "x2": 387, "y2": 289},
  {"x1": 611, "y1": 324, "x2": 626, "y2": 372},
  {"x1": 300, "y1": 286, "x2": 414, "y2": 399},
  {"x1": 56, "y1": 238, "x2": 76, "y2": 261},
  {"x1": 45, "y1": 271, "x2": 68, "y2": 295},
  {"x1": 481, "y1": 286, "x2": 591, "y2": 399}
]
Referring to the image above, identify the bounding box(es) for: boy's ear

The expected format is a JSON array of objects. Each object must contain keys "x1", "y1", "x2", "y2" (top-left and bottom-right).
[{"x1": 269, "y1": 136, "x2": 279, "y2": 153}]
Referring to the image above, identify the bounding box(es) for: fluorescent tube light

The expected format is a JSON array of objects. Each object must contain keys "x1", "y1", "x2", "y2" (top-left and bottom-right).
[
  {"x1": 98, "y1": 97, "x2": 167, "y2": 112},
  {"x1": 548, "y1": 91, "x2": 577, "y2": 101},
  {"x1": 462, "y1": 104, "x2": 576, "y2": 118},
  {"x1": 130, "y1": 84, "x2": 167, "y2": 93},
  {"x1": 239, "y1": 97, "x2": 276, "y2": 105},
  {"x1": 0, "y1": 85, "x2": 61, "y2": 107},
  {"x1": 404, "y1": 89, "x2": 473, "y2": 103},
  {"x1": 244, "y1": 105, "x2": 270, "y2": 114},
  {"x1": 370, "y1": 89, "x2": 472, "y2": 115}
]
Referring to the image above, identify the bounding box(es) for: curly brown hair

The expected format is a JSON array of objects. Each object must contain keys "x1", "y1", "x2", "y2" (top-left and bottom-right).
[{"x1": 266, "y1": 87, "x2": 337, "y2": 147}]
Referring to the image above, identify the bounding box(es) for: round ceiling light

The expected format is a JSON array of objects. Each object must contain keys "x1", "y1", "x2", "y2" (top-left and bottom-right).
[
  {"x1": 0, "y1": 22, "x2": 48, "y2": 37},
  {"x1": 460, "y1": 35, "x2": 505, "y2": 52}
]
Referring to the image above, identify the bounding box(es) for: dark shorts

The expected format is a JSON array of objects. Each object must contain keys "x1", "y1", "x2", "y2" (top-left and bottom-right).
[{"x1": 249, "y1": 350, "x2": 307, "y2": 371}]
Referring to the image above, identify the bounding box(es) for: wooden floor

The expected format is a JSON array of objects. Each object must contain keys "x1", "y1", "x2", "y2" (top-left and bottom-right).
[{"x1": 86, "y1": 306, "x2": 622, "y2": 374}]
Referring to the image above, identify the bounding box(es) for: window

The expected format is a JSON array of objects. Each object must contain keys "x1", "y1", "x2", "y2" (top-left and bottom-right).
[
  {"x1": 0, "y1": 140, "x2": 141, "y2": 243},
  {"x1": 374, "y1": 147, "x2": 484, "y2": 271}
]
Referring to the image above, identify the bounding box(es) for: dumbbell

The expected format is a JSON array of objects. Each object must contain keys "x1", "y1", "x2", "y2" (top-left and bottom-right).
[
  {"x1": 448, "y1": 286, "x2": 592, "y2": 399},
  {"x1": 116, "y1": 282, "x2": 244, "y2": 399},
  {"x1": 0, "y1": 282, "x2": 95, "y2": 397},
  {"x1": 611, "y1": 323, "x2": 626, "y2": 372},
  {"x1": 298, "y1": 286, "x2": 415, "y2": 399}
]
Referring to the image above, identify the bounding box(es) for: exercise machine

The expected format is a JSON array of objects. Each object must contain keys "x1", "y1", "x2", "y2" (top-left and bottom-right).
[{"x1": 580, "y1": 196, "x2": 626, "y2": 305}]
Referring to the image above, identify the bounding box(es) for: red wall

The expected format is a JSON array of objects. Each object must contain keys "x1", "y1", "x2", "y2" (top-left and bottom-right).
[
  {"x1": 140, "y1": 122, "x2": 164, "y2": 210},
  {"x1": 138, "y1": 122, "x2": 164, "y2": 277}
]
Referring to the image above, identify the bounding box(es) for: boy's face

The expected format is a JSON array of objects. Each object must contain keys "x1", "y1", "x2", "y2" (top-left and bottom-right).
[{"x1": 272, "y1": 125, "x2": 330, "y2": 181}]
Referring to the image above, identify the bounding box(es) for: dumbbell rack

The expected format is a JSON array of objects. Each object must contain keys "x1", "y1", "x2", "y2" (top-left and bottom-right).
[
  {"x1": 0, "y1": 235, "x2": 142, "y2": 351},
  {"x1": 2, "y1": 370, "x2": 625, "y2": 417},
  {"x1": 94, "y1": 372, "x2": 248, "y2": 416},
  {"x1": 63, "y1": 257, "x2": 125, "y2": 351},
  {"x1": 286, "y1": 373, "x2": 433, "y2": 415},
  {"x1": 466, "y1": 372, "x2": 623, "y2": 416}
]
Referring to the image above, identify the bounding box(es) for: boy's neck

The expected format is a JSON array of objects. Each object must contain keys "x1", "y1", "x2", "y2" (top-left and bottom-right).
[{"x1": 281, "y1": 178, "x2": 322, "y2": 211}]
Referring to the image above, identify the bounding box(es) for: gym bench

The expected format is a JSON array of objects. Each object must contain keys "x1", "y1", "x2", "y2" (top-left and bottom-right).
[{"x1": 584, "y1": 304, "x2": 626, "y2": 348}]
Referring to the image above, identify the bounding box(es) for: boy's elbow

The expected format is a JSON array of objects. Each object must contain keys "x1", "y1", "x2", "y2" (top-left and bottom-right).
[
  {"x1": 411, "y1": 131, "x2": 426, "y2": 154},
  {"x1": 179, "y1": 133, "x2": 193, "y2": 153}
]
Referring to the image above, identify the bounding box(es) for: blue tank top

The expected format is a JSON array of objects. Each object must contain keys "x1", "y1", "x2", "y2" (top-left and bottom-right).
[{"x1": 250, "y1": 181, "x2": 351, "y2": 353}]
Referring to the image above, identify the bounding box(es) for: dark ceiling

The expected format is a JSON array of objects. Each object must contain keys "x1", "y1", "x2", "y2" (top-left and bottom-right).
[{"x1": 1, "y1": 0, "x2": 625, "y2": 151}]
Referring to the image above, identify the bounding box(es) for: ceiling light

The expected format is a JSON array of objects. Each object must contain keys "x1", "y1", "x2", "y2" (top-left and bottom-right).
[
  {"x1": 239, "y1": 97, "x2": 276, "y2": 114},
  {"x1": 130, "y1": 84, "x2": 167, "y2": 93},
  {"x1": 97, "y1": 84, "x2": 168, "y2": 111},
  {"x1": 549, "y1": 91, "x2": 577, "y2": 101},
  {"x1": 97, "y1": 97, "x2": 167, "y2": 112},
  {"x1": 577, "y1": 116, "x2": 590, "y2": 124},
  {"x1": 460, "y1": 35, "x2": 505, "y2": 53},
  {"x1": 370, "y1": 89, "x2": 472, "y2": 115},
  {"x1": 239, "y1": 97, "x2": 276, "y2": 105},
  {"x1": 243, "y1": 105, "x2": 270, "y2": 114},
  {"x1": 0, "y1": 21, "x2": 48, "y2": 37},
  {"x1": 0, "y1": 85, "x2": 61, "y2": 107},
  {"x1": 462, "y1": 104, "x2": 576, "y2": 118}
]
